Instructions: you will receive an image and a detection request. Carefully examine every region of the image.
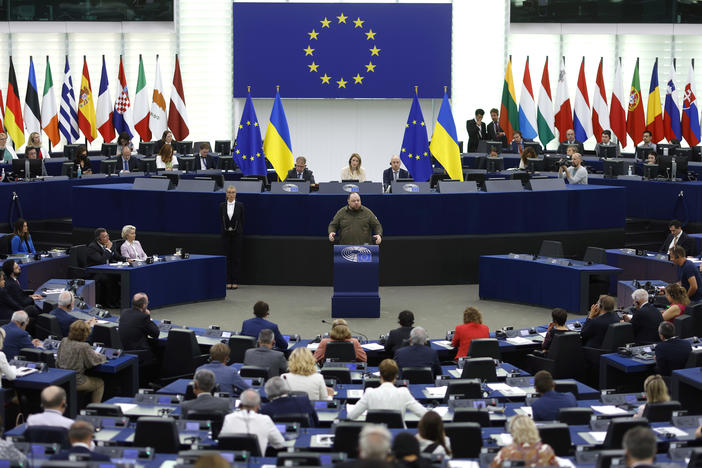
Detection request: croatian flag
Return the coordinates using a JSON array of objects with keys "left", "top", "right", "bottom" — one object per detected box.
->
[{"left": 112, "top": 56, "right": 133, "bottom": 139}]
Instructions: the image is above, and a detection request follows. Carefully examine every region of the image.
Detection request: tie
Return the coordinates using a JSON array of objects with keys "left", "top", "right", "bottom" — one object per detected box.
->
[
  {"left": 124, "top": 160, "right": 128, "bottom": 171},
  {"left": 393, "top": 171, "right": 398, "bottom": 181},
  {"left": 519, "top": 143, "right": 523, "bottom": 153},
  {"left": 299, "top": 172, "right": 303, "bottom": 179}
]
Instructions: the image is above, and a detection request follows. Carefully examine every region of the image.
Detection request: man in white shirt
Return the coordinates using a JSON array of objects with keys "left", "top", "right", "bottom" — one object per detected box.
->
[
  {"left": 346, "top": 359, "right": 426, "bottom": 426},
  {"left": 558, "top": 153, "right": 588, "bottom": 185},
  {"left": 26, "top": 386, "right": 74, "bottom": 429},
  {"left": 220, "top": 388, "right": 286, "bottom": 456}
]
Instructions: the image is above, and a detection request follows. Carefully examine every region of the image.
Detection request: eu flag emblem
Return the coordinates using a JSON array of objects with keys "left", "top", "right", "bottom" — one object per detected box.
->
[
  {"left": 233, "top": 91, "right": 266, "bottom": 176},
  {"left": 400, "top": 91, "right": 433, "bottom": 182}
]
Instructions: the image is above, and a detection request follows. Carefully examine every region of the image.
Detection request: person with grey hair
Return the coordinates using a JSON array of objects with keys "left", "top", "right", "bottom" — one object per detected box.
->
[
  {"left": 360, "top": 424, "right": 392, "bottom": 460},
  {"left": 622, "top": 426, "right": 656, "bottom": 468},
  {"left": 120, "top": 225, "right": 148, "bottom": 261},
  {"left": 622, "top": 289, "right": 663, "bottom": 345},
  {"left": 0, "top": 328, "right": 16, "bottom": 385},
  {"left": 26, "top": 386, "right": 74, "bottom": 429},
  {"left": 1, "top": 310, "right": 42, "bottom": 362},
  {"left": 50, "top": 420, "right": 110, "bottom": 461},
  {"left": 260, "top": 376, "right": 319, "bottom": 426},
  {"left": 180, "top": 368, "right": 232, "bottom": 418},
  {"left": 393, "top": 326, "right": 442, "bottom": 377},
  {"left": 655, "top": 321, "right": 692, "bottom": 376},
  {"left": 50, "top": 291, "right": 97, "bottom": 337},
  {"left": 220, "top": 388, "right": 286, "bottom": 455},
  {"left": 243, "top": 328, "right": 288, "bottom": 378}
]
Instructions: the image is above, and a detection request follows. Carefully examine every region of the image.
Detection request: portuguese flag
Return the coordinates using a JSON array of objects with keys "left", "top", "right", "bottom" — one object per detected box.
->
[
  {"left": 499, "top": 57, "right": 519, "bottom": 143},
  {"left": 626, "top": 58, "right": 645, "bottom": 146}
]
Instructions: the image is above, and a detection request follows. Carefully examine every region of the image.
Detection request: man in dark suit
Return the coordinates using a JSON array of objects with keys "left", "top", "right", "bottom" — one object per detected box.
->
[
  {"left": 622, "top": 426, "right": 657, "bottom": 468},
  {"left": 50, "top": 421, "right": 110, "bottom": 461},
  {"left": 624, "top": 289, "right": 663, "bottom": 345},
  {"left": 241, "top": 301, "right": 287, "bottom": 351},
  {"left": 659, "top": 219, "right": 694, "bottom": 256},
  {"left": 197, "top": 142, "right": 215, "bottom": 170},
  {"left": 260, "top": 376, "right": 318, "bottom": 426},
  {"left": 50, "top": 291, "right": 97, "bottom": 337},
  {"left": 382, "top": 155, "right": 410, "bottom": 189},
  {"left": 220, "top": 185, "right": 245, "bottom": 289},
  {"left": 117, "top": 144, "right": 137, "bottom": 172},
  {"left": 119, "top": 293, "right": 159, "bottom": 365},
  {"left": 86, "top": 228, "right": 129, "bottom": 308},
  {"left": 486, "top": 108, "right": 508, "bottom": 148},
  {"left": 384, "top": 310, "right": 414, "bottom": 354},
  {"left": 466, "top": 108, "right": 487, "bottom": 152},
  {"left": 1, "top": 259, "right": 42, "bottom": 320},
  {"left": 655, "top": 321, "right": 692, "bottom": 376},
  {"left": 243, "top": 329, "right": 288, "bottom": 378},
  {"left": 2, "top": 311, "right": 41, "bottom": 360},
  {"left": 286, "top": 156, "right": 315, "bottom": 183},
  {"left": 509, "top": 131, "right": 526, "bottom": 154},
  {"left": 530, "top": 370, "right": 576, "bottom": 421},
  {"left": 180, "top": 369, "right": 232, "bottom": 418},
  {"left": 0, "top": 272, "right": 23, "bottom": 321},
  {"left": 580, "top": 295, "right": 619, "bottom": 348},
  {"left": 558, "top": 128, "right": 585, "bottom": 154},
  {"left": 393, "top": 327, "right": 441, "bottom": 378}
]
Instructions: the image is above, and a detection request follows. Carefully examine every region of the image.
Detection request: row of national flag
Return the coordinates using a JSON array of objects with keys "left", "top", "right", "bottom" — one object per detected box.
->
[
  {"left": 2, "top": 54, "right": 190, "bottom": 151},
  {"left": 499, "top": 56, "right": 702, "bottom": 148}
]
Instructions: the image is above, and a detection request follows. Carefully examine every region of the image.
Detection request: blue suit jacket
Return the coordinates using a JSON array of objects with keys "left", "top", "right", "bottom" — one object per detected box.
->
[
  {"left": 260, "top": 394, "right": 319, "bottom": 427},
  {"left": 196, "top": 361, "right": 250, "bottom": 396},
  {"left": 50, "top": 445, "right": 110, "bottom": 461},
  {"left": 11, "top": 234, "right": 35, "bottom": 254},
  {"left": 394, "top": 344, "right": 442, "bottom": 377},
  {"left": 382, "top": 168, "right": 410, "bottom": 186},
  {"left": 1, "top": 322, "right": 35, "bottom": 360},
  {"left": 531, "top": 390, "right": 577, "bottom": 421},
  {"left": 241, "top": 317, "right": 287, "bottom": 350},
  {"left": 655, "top": 338, "right": 692, "bottom": 376},
  {"left": 50, "top": 307, "right": 78, "bottom": 338}
]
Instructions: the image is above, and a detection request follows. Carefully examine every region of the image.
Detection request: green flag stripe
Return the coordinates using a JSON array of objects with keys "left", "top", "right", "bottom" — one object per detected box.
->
[
  {"left": 136, "top": 57, "right": 146, "bottom": 93},
  {"left": 43, "top": 61, "right": 53, "bottom": 95}
]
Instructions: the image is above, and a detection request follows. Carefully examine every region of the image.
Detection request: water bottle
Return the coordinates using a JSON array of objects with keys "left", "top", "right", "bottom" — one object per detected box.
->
[
  {"left": 671, "top": 158, "right": 677, "bottom": 180},
  {"left": 627, "top": 165, "right": 632, "bottom": 176},
  {"left": 1, "top": 167, "right": 4, "bottom": 182},
  {"left": 77, "top": 165, "right": 82, "bottom": 179}
]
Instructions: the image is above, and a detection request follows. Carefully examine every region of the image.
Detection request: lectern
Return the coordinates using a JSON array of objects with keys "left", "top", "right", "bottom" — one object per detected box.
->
[{"left": 332, "top": 245, "right": 380, "bottom": 318}]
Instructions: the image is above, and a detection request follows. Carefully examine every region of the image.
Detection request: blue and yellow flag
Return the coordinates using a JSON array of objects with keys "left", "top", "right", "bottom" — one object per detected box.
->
[
  {"left": 400, "top": 91, "right": 432, "bottom": 182},
  {"left": 263, "top": 90, "right": 294, "bottom": 180},
  {"left": 233, "top": 91, "right": 266, "bottom": 176},
  {"left": 429, "top": 91, "right": 462, "bottom": 181}
]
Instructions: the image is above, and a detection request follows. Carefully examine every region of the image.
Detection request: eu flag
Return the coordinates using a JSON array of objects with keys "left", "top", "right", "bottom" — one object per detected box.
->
[
  {"left": 233, "top": 92, "right": 267, "bottom": 176},
  {"left": 400, "top": 92, "right": 432, "bottom": 182},
  {"left": 233, "top": 2, "right": 451, "bottom": 98}
]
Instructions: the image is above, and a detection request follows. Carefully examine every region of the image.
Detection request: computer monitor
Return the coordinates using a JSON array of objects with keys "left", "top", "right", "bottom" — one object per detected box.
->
[
  {"left": 430, "top": 173, "right": 452, "bottom": 188},
  {"left": 138, "top": 141, "right": 156, "bottom": 156},
  {"left": 138, "top": 157, "right": 157, "bottom": 174},
  {"left": 100, "top": 159, "right": 118, "bottom": 175},
  {"left": 178, "top": 156, "right": 197, "bottom": 172},
  {"left": 523, "top": 141, "right": 542, "bottom": 154},
  {"left": 464, "top": 171, "right": 486, "bottom": 189},
  {"left": 634, "top": 146, "right": 654, "bottom": 161},
  {"left": 196, "top": 174, "right": 224, "bottom": 189},
  {"left": 602, "top": 159, "right": 625, "bottom": 178},
  {"left": 101, "top": 143, "right": 118, "bottom": 156},
  {"left": 62, "top": 144, "right": 81, "bottom": 161},
  {"left": 485, "top": 157, "right": 504, "bottom": 172},
  {"left": 642, "top": 163, "right": 659, "bottom": 180},
  {"left": 217, "top": 156, "right": 238, "bottom": 171},
  {"left": 61, "top": 161, "right": 74, "bottom": 178},
  {"left": 214, "top": 140, "right": 231, "bottom": 155},
  {"left": 658, "top": 153, "right": 688, "bottom": 179},
  {"left": 242, "top": 174, "right": 268, "bottom": 190},
  {"left": 656, "top": 143, "right": 678, "bottom": 156},
  {"left": 510, "top": 171, "right": 530, "bottom": 187},
  {"left": 172, "top": 141, "right": 192, "bottom": 155},
  {"left": 484, "top": 140, "right": 503, "bottom": 155},
  {"left": 594, "top": 449, "right": 627, "bottom": 468},
  {"left": 598, "top": 145, "right": 617, "bottom": 159},
  {"left": 674, "top": 147, "right": 692, "bottom": 164},
  {"left": 544, "top": 154, "right": 564, "bottom": 171},
  {"left": 12, "top": 159, "right": 43, "bottom": 178},
  {"left": 526, "top": 158, "right": 544, "bottom": 172}
]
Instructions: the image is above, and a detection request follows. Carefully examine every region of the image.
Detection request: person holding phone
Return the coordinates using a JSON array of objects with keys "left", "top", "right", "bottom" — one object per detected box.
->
[{"left": 580, "top": 295, "right": 619, "bottom": 348}]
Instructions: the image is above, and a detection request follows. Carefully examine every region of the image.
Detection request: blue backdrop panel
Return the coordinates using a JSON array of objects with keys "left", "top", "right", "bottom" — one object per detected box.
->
[
  {"left": 332, "top": 245, "right": 380, "bottom": 318},
  {"left": 233, "top": 2, "right": 451, "bottom": 98}
]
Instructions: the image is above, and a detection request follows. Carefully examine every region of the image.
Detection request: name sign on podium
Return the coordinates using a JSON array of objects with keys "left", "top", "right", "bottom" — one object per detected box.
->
[{"left": 332, "top": 245, "right": 380, "bottom": 318}]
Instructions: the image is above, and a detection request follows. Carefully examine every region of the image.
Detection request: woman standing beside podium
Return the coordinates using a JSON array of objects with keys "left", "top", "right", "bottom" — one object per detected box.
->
[{"left": 220, "top": 185, "right": 245, "bottom": 290}]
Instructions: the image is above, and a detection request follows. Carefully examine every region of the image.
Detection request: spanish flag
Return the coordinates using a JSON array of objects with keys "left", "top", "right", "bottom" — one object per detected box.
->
[
  {"left": 429, "top": 90, "right": 462, "bottom": 181},
  {"left": 5, "top": 57, "right": 24, "bottom": 148},
  {"left": 77, "top": 56, "right": 97, "bottom": 143},
  {"left": 263, "top": 89, "right": 294, "bottom": 181}
]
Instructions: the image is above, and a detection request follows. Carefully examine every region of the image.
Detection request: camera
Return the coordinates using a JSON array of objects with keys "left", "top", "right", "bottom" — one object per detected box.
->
[{"left": 558, "top": 158, "right": 572, "bottom": 168}]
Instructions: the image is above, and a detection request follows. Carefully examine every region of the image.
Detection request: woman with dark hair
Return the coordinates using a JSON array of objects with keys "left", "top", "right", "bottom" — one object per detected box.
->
[
  {"left": 56, "top": 320, "right": 106, "bottom": 403},
  {"left": 1, "top": 259, "right": 42, "bottom": 319},
  {"left": 451, "top": 306, "right": 489, "bottom": 359},
  {"left": 416, "top": 410, "right": 452, "bottom": 457},
  {"left": 385, "top": 310, "right": 415, "bottom": 354},
  {"left": 393, "top": 432, "right": 434, "bottom": 468},
  {"left": 542, "top": 308, "right": 569, "bottom": 353},
  {"left": 73, "top": 146, "right": 92, "bottom": 175},
  {"left": 116, "top": 131, "right": 133, "bottom": 155},
  {"left": 662, "top": 283, "right": 689, "bottom": 322},
  {"left": 10, "top": 218, "right": 36, "bottom": 254},
  {"left": 519, "top": 146, "right": 537, "bottom": 170},
  {"left": 156, "top": 143, "right": 178, "bottom": 170},
  {"left": 153, "top": 130, "right": 174, "bottom": 155},
  {"left": 0, "top": 271, "right": 23, "bottom": 321}
]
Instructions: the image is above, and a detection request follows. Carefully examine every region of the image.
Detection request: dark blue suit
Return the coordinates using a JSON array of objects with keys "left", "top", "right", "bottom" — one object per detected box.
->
[
  {"left": 580, "top": 312, "right": 619, "bottom": 349},
  {"left": 630, "top": 303, "right": 663, "bottom": 345},
  {"left": 0, "top": 288, "right": 22, "bottom": 321},
  {"left": 196, "top": 361, "right": 250, "bottom": 396},
  {"left": 1, "top": 321, "right": 35, "bottom": 360},
  {"left": 260, "top": 394, "right": 318, "bottom": 427},
  {"left": 50, "top": 307, "right": 78, "bottom": 337},
  {"left": 241, "top": 317, "right": 287, "bottom": 350},
  {"left": 530, "top": 390, "right": 577, "bottom": 421},
  {"left": 655, "top": 337, "right": 692, "bottom": 376},
  {"left": 382, "top": 168, "right": 409, "bottom": 186},
  {"left": 50, "top": 445, "right": 110, "bottom": 461},
  {"left": 394, "top": 344, "right": 442, "bottom": 377}
]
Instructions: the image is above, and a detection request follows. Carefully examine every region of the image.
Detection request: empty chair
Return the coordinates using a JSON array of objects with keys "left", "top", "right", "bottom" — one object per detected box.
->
[
  {"left": 460, "top": 357, "right": 498, "bottom": 382},
  {"left": 91, "top": 323, "right": 122, "bottom": 348},
  {"left": 272, "top": 413, "right": 311, "bottom": 428},
  {"left": 468, "top": 338, "right": 501, "bottom": 359},
  {"left": 324, "top": 341, "right": 356, "bottom": 361},
  {"left": 134, "top": 417, "right": 180, "bottom": 453},
  {"left": 538, "top": 240, "right": 564, "bottom": 258},
  {"left": 68, "top": 245, "right": 89, "bottom": 279},
  {"left": 321, "top": 367, "right": 351, "bottom": 385},
  {"left": 366, "top": 409, "right": 404, "bottom": 428},
  {"left": 84, "top": 403, "right": 124, "bottom": 417},
  {"left": 160, "top": 329, "right": 209, "bottom": 382},
  {"left": 452, "top": 407, "right": 490, "bottom": 426},
  {"left": 553, "top": 380, "right": 578, "bottom": 397},
  {"left": 34, "top": 313, "right": 63, "bottom": 339},
  {"left": 187, "top": 410, "right": 225, "bottom": 438},
  {"left": 642, "top": 401, "right": 681, "bottom": 422},
  {"left": 526, "top": 332, "right": 585, "bottom": 380},
  {"left": 686, "top": 349, "right": 702, "bottom": 368},
  {"left": 538, "top": 423, "right": 572, "bottom": 456},
  {"left": 332, "top": 422, "right": 365, "bottom": 458},
  {"left": 600, "top": 323, "right": 635, "bottom": 352},
  {"left": 228, "top": 335, "right": 256, "bottom": 363},
  {"left": 687, "top": 302, "right": 702, "bottom": 337},
  {"left": 239, "top": 365, "right": 269, "bottom": 380},
  {"left": 23, "top": 425, "right": 69, "bottom": 448},
  {"left": 276, "top": 452, "right": 321, "bottom": 466},
  {"left": 602, "top": 417, "right": 649, "bottom": 449},
  {"left": 443, "top": 422, "right": 482, "bottom": 458},
  {"left": 558, "top": 407, "right": 592, "bottom": 425},
  {"left": 583, "top": 246, "right": 607, "bottom": 264},
  {"left": 218, "top": 433, "right": 261, "bottom": 456},
  {"left": 401, "top": 367, "right": 434, "bottom": 384},
  {"left": 445, "top": 379, "right": 482, "bottom": 401},
  {"left": 675, "top": 314, "right": 694, "bottom": 338}
]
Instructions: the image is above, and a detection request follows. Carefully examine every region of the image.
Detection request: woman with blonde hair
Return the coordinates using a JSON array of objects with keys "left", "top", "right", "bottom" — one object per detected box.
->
[
  {"left": 340, "top": 153, "right": 366, "bottom": 182},
  {"left": 26, "top": 132, "right": 48, "bottom": 159},
  {"left": 282, "top": 348, "right": 332, "bottom": 400},
  {"left": 156, "top": 143, "right": 179, "bottom": 170},
  {"left": 313, "top": 320, "right": 367, "bottom": 363},
  {"left": 635, "top": 374, "right": 670, "bottom": 418},
  {"left": 662, "top": 283, "right": 689, "bottom": 322},
  {"left": 120, "top": 225, "right": 148, "bottom": 261},
  {"left": 490, "top": 414, "right": 558, "bottom": 467}
]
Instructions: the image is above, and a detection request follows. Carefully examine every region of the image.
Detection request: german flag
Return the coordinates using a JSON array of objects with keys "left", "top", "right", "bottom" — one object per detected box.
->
[{"left": 5, "top": 57, "right": 24, "bottom": 148}]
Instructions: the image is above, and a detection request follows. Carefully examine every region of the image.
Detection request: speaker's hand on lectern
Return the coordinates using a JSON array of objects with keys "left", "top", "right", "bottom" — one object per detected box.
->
[
  {"left": 374, "top": 235, "right": 382, "bottom": 245},
  {"left": 328, "top": 232, "right": 336, "bottom": 242}
]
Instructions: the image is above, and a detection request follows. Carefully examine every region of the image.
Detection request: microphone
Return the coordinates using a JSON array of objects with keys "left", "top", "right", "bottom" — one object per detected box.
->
[{"left": 321, "top": 319, "right": 369, "bottom": 343}]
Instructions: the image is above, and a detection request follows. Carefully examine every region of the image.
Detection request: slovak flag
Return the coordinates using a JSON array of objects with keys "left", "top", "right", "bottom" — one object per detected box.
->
[{"left": 681, "top": 61, "right": 700, "bottom": 147}]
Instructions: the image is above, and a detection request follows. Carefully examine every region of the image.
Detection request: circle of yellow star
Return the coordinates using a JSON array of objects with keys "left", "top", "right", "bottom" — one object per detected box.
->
[
  {"left": 320, "top": 73, "right": 331, "bottom": 84},
  {"left": 369, "top": 45, "right": 381, "bottom": 56},
  {"left": 308, "top": 29, "right": 319, "bottom": 40},
  {"left": 365, "top": 29, "right": 376, "bottom": 40},
  {"left": 353, "top": 74, "right": 364, "bottom": 84},
  {"left": 308, "top": 62, "right": 319, "bottom": 72},
  {"left": 246, "top": 121, "right": 251, "bottom": 125},
  {"left": 238, "top": 124, "right": 243, "bottom": 129},
  {"left": 254, "top": 122, "right": 258, "bottom": 127},
  {"left": 365, "top": 61, "right": 376, "bottom": 72},
  {"left": 337, "top": 13, "right": 347, "bottom": 23},
  {"left": 303, "top": 45, "right": 315, "bottom": 56},
  {"left": 336, "top": 77, "right": 348, "bottom": 88},
  {"left": 320, "top": 17, "right": 331, "bottom": 28},
  {"left": 353, "top": 17, "right": 364, "bottom": 28}
]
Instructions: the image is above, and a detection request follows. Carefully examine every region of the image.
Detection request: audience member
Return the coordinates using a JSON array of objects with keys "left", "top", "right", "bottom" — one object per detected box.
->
[
  {"left": 26, "top": 132, "right": 47, "bottom": 159},
  {"left": 340, "top": 153, "right": 367, "bottom": 181},
  {"left": 0, "top": 271, "right": 23, "bottom": 320},
  {"left": 260, "top": 376, "right": 318, "bottom": 426},
  {"left": 660, "top": 219, "right": 694, "bottom": 255},
  {"left": 392, "top": 432, "right": 433, "bottom": 468},
  {"left": 50, "top": 291, "right": 97, "bottom": 337},
  {"left": 530, "top": 370, "right": 576, "bottom": 421},
  {"left": 282, "top": 347, "right": 332, "bottom": 401},
  {"left": 337, "top": 424, "right": 394, "bottom": 468},
  {"left": 240, "top": 301, "right": 288, "bottom": 351},
  {"left": 197, "top": 142, "right": 215, "bottom": 170},
  {"left": 394, "top": 327, "right": 442, "bottom": 378},
  {"left": 655, "top": 321, "right": 692, "bottom": 376},
  {"left": 519, "top": 146, "right": 537, "bottom": 169},
  {"left": 645, "top": 152, "right": 657, "bottom": 165},
  {"left": 73, "top": 146, "right": 92, "bottom": 175},
  {"left": 385, "top": 310, "right": 415, "bottom": 354},
  {"left": 23, "top": 147, "right": 48, "bottom": 175},
  {"left": 510, "top": 130, "right": 524, "bottom": 154},
  {"left": 120, "top": 225, "right": 148, "bottom": 261},
  {"left": 624, "top": 289, "right": 663, "bottom": 344},
  {"left": 558, "top": 153, "right": 588, "bottom": 184},
  {"left": 50, "top": 420, "right": 110, "bottom": 461},
  {"left": 156, "top": 143, "right": 179, "bottom": 170},
  {"left": 489, "top": 414, "right": 558, "bottom": 467},
  {"left": 541, "top": 308, "right": 569, "bottom": 353},
  {"left": 194, "top": 454, "right": 231, "bottom": 468},
  {"left": 635, "top": 374, "right": 670, "bottom": 418},
  {"left": 486, "top": 108, "right": 508, "bottom": 147},
  {"left": 594, "top": 129, "right": 621, "bottom": 158},
  {"left": 2, "top": 259, "right": 42, "bottom": 319},
  {"left": 286, "top": 156, "right": 316, "bottom": 183},
  {"left": 220, "top": 388, "right": 286, "bottom": 455},
  {"left": 580, "top": 295, "right": 619, "bottom": 348},
  {"left": 466, "top": 108, "right": 487, "bottom": 153},
  {"left": 221, "top": 184, "right": 244, "bottom": 290},
  {"left": 314, "top": 320, "right": 367, "bottom": 363},
  {"left": 1, "top": 311, "right": 41, "bottom": 360},
  {"left": 347, "top": 359, "right": 426, "bottom": 425},
  {"left": 117, "top": 144, "right": 137, "bottom": 172},
  {"left": 662, "top": 283, "right": 689, "bottom": 322},
  {"left": 559, "top": 128, "right": 584, "bottom": 154},
  {"left": 115, "top": 131, "right": 132, "bottom": 155},
  {"left": 0, "top": 328, "right": 15, "bottom": 384},
  {"left": 26, "top": 386, "right": 74, "bottom": 429},
  {"left": 118, "top": 293, "right": 160, "bottom": 367},
  {"left": 86, "top": 228, "right": 129, "bottom": 308},
  {"left": 382, "top": 155, "right": 409, "bottom": 189},
  {"left": 416, "top": 410, "right": 452, "bottom": 457},
  {"left": 670, "top": 246, "right": 702, "bottom": 302},
  {"left": 10, "top": 218, "right": 36, "bottom": 254},
  {"left": 180, "top": 369, "right": 232, "bottom": 418},
  {"left": 243, "top": 329, "right": 288, "bottom": 378},
  {"left": 56, "top": 320, "right": 107, "bottom": 403},
  {"left": 637, "top": 130, "right": 657, "bottom": 154},
  {"left": 0, "top": 133, "right": 17, "bottom": 163},
  {"left": 153, "top": 130, "right": 174, "bottom": 155},
  {"left": 451, "top": 306, "right": 489, "bottom": 360},
  {"left": 622, "top": 426, "right": 657, "bottom": 468},
  {"left": 0, "top": 435, "right": 26, "bottom": 464},
  {"left": 196, "top": 343, "right": 250, "bottom": 396}
]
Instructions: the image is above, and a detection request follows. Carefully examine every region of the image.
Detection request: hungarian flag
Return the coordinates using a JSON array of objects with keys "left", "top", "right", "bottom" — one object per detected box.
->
[
  {"left": 554, "top": 57, "right": 573, "bottom": 141},
  {"left": 149, "top": 56, "right": 167, "bottom": 140},
  {"left": 133, "top": 55, "right": 151, "bottom": 141},
  {"left": 681, "top": 60, "right": 700, "bottom": 147},
  {"left": 113, "top": 56, "right": 133, "bottom": 139},
  {"left": 168, "top": 54, "right": 189, "bottom": 140},
  {"left": 77, "top": 56, "right": 97, "bottom": 143},
  {"left": 40, "top": 56, "right": 60, "bottom": 147},
  {"left": 5, "top": 57, "right": 25, "bottom": 148},
  {"left": 645, "top": 58, "right": 664, "bottom": 143},
  {"left": 536, "top": 57, "right": 555, "bottom": 145},
  {"left": 626, "top": 58, "right": 645, "bottom": 146},
  {"left": 24, "top": 57, "right": 41, "bottom": 135},
  {"left": 573, "top": 57, "right": 592, "bottom": 143},
  {"left": 664, "top": 60, "right": 681, "bottom": 142},
  {"left": 610, "top": 58, "right": 627, "bottom": 148},
  {"left": 96, "top": 55, "right": 115, "bottom": 142},
  {"left": 591, "top": 58, "right": 609, "bottom": 139},
  {"left": 498, "top": 57, "right": 519, "bottom": 143}
]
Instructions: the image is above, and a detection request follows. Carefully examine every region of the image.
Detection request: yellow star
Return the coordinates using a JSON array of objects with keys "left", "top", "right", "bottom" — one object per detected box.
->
[
  {"left": 423, "top": 152, "right": 428, "bottom": 156},
  {"left": 412, "top": 120, "right": 417, "bottom": 124},
  {"left": 353, "top": 17, "right": 364, "bottom": 28},
  {"left": 408, "top": 153, "right": 413, "bottom": 158},
  {"left": 353, "top": 74, "right": 364, "bottom": 84},
  {"left": 365, "top": 61, "right": 376, "bottom": 72},
  {"left": 336, "top": 77, "right": 348, "bottom": 88},
  {"left": 365, "top": 29, "right": 376, "bottom": 40},
  {"left": 246, "top": 121, "right": 251, "bottom": 125},
  {"left": 401, "top": 148, "right": 406, "bottom": 152},
  {"left": 238, "top": 124, "right": 243, "bottom": 129},
  {"left": 303, "top": 45, "right": 315, "bottom": 56},
  {"left": 254, "top": 122, "right": 258, "bottom": 127},
  {"left": 369, "top": 45, "right": 381, "bottom": 56},
  {"left": 256, "top": 152, "right": 261, "bottom": 157},
  {"left": 420, "top": 121, "right": 425, "bottom": 126},
  {"left": 320, "top": 17, "right": 331, "bottom": 28},
  {"left": 406, "top": 123, "right": 409, "bottom": 127},
  {"left": 242, "top": 155, "right": 247, "bottom": 160},
  {"left": 235, "top": 149, "right": 240, "bottom": 154},
  {"left": 337, "top": 13, "right": 347, "bottom": 23},
  {"left": 308, "top": 29, "right": 319, "bottom": 40},
  {"left": 415, "top": 155, "right": 420, "bottom": 160},
  {"left": 320, "top": 73, "right": 331, "bottom": 84},
  {"left": 308, "top": 62, "right": 319, "bottom": 72}
]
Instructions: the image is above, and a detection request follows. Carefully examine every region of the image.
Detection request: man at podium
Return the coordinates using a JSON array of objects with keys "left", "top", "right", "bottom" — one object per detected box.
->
[{"left": 328, "top": 193, "right": 383, "bottom": 245}]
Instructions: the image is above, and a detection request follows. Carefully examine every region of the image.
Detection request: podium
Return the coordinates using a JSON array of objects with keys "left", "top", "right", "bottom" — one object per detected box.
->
[{"left": 332, "top": 245, "right": 380, "bottom": 318}]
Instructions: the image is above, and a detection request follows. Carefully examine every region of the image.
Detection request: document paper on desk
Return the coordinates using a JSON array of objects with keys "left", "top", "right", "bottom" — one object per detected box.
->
[
  {"left": 487, "top": 383, "right": 526, "bottom": 396},
  {"left": 592, "top": 405, "right": 629, "bottom": 415},
  {"left": 424, "top": 386, "right": 448, "bottom": 398},
  {"left": 653, "top": 426, "right": 690, "bottom": 437},
  {"left": 448, "top": 369, "right": 461, "bottom": 378},
  {"left": 447, "top": 462, "right": 479, "bottom": 468},
  {"left": 433, "top": 340, "right": 454, "bottom": 349},
  {"left": 306, "top": 343, "right": 320, "bottom": 351},
  {"left": 506, "top": 337, "right": 535, "bottom": 345},
  {"left": 361, "top": 343, "right": 385, "bottom": 351},
  {"left": 11, "top": 366, "right": 38, "bottom": 377}
]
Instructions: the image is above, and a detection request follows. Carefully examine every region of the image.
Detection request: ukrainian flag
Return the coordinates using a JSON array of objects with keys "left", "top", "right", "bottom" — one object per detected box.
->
[
  {"left": 429, "top": 91, "right": 462, "bottom": 181},
  {"left": 263, "top": 90, "right": 294, "bottom": 181}
]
